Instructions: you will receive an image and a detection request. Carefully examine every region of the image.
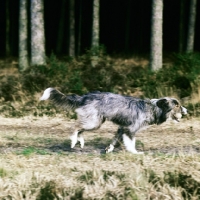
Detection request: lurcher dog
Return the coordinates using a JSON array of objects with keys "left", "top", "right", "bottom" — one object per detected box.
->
[{"left": 40, "top": 88, "right": 187, "bottom": 154}]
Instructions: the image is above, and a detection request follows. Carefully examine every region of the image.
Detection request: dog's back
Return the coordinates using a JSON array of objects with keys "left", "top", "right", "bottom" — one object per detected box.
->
[{"left": 40, "top": 88, "right": 157, "bottom": 127}]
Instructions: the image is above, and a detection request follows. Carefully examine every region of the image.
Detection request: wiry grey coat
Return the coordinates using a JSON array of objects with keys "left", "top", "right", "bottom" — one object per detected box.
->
[{"left": 40, "top": 88, "right": 187, "bottom": 154}]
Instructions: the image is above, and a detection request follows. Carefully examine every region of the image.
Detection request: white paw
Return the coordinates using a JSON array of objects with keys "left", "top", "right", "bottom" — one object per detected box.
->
[
  {"left": 78, "top": 137, "right": 84, "bottom": 148},
  {"left": 70, "top": 135, "right": 78, "bottom": 148},
  {"left": 71, "top": 141, "right": 77, "bottom": 148},
  {"left": 105, "top": 144, "right": 114, "bottom": 153}
]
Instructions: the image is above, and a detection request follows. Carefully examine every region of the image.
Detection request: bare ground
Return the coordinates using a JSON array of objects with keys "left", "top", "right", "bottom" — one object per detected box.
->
[{"left": 0, "top": 115, "right": 199, "bottom": 156}]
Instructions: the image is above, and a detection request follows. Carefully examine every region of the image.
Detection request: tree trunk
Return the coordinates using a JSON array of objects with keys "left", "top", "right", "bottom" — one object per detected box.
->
[
  {"left": 6, "top": 0, "right": 10, "bottom": 57},
  {"left": 77, "top": 0, "right": 82, "bottom": 56},
  {"left": 150, "top": 0, "right": 163, "bottom": 71},
  {"left": 186, "top": 0, "right": 197, "bottom": 53},
  {"left": 69, "top": 0, "right": 75, "bottom": 57},
  {"left": 125, "top": 0, "right": 131, "bottom": 53},
  {"left": 56, "top": 0, "right": 66, "bottom": 54},
  {"left": 19, "top": 0, "right": 29, "bottom": 71},
  {"left": 91, "top": 0, "right": 100, "bottom": 67},
  {"left": 30, "top": 0, "right": 46, "bottom": 66},
  {"left": 92, "top": 0, "right": 100, "bottom": 50},
  {"left": 179, "top": 0, "right": 186, "bottom": 53}
]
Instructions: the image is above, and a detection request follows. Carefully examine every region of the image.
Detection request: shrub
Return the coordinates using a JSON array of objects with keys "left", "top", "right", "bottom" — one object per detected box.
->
[{"left": 1, "top": 51, "right": 200, "bottom": 116}]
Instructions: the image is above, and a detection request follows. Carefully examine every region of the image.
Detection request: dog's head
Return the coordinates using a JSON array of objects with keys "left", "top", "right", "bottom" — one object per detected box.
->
[{"left": 151, "top": 97, "right": 187, "bottom": 123}]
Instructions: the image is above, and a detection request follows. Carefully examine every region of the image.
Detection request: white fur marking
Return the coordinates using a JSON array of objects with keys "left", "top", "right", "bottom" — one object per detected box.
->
[
  {"left": 105, "top": 144, "right": 114, "bottom": 153},
  {"left": 40, "top": 88, "right": 53, "bottom": 101},
  {"left": 150, "top": 99, "right": 158, "bottom": 105},
  {"left": 175, "top": 113, "right": 182, "bottom": 119},
  {"left": 123, "top": 134, "right": 144, "bottom": 154},
  {"left": 123, "top": 134, "right": 137, "bottom": 153},
  {"left": 181, "top": 106, "right": 187, "bottom": 115},
  {"left": 78, "top": 136, "right": 84, "bottom": 148},
  {"left": 70, "top": 131, "right": 78, "bottom": 148}
]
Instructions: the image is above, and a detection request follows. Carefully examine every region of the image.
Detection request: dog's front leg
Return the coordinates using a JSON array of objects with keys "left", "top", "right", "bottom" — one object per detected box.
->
[
  {"left": 105, "top": 135, "right": 119, "bottom": 153},
  {"left": 105, "top": 127, "right": 123, "bottom": 153},
  {"left": 123, "top": 134, "right": 137, "bottom": 153},
  {"left": 123, "top": 134, "right": 144, "bottom": 154}
]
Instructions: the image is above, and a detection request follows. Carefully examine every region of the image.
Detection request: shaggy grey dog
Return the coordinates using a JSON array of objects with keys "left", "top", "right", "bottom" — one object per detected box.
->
[{"left": 40, "top": 88, "right": 187, "bottom": 154}]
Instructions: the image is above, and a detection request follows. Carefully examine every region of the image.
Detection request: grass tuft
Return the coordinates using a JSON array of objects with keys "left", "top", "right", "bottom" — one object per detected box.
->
[{"left": 0, "top": 167, "right": 8, "bottom": 178}]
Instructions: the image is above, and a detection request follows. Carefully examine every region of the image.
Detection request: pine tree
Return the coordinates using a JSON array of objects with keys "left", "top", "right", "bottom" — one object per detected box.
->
[
  {"left": 56, "top": 0, "right": 66, "bottom": 54},
  {"left": 6, "top": 0, "right": 10, "bottom": 57},
  {"left": 150, "top": 0, "right": 163, "bottom": 71},
  {"left": 186, "top": 0, "right": 197, "bottom": 53},
  {"left": 77, "top": 0, "right": 82, "bottom": 56},
  {"left": 69, "top": 0, "right": 75, "bottom": 57},
  {"left": 19, "top": 0, "right": 29, "bottom": 71},
  {"left": 30, "top": 0, "right": 46, "bottom": 66},
  {"left": 179, "top": 0, "right": 186, "bottom": 53},
  {"left": 91, "top": 0, "right": 100, "bottom": 67}
]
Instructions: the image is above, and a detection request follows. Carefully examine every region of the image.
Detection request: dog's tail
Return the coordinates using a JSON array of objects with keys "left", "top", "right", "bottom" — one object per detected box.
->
[{"left": 40, "top": 88, "right": 81, "bottom": 110}]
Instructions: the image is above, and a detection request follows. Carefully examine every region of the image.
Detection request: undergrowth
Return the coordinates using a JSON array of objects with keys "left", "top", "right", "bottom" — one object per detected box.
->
[
  {"left": 147, "top": 169, "right": 200, "bottom": 199},
  {"left": 0, "top": 51, "right": 200, "bottom": 117}
]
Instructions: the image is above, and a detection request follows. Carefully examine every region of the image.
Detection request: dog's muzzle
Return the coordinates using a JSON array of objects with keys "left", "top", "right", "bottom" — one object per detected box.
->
[
  {"left": 172, "top": 113, "right": 182, "bottom": 122},
  {"left": 172, "top": 106, "right": 187, "bottom": 122}
]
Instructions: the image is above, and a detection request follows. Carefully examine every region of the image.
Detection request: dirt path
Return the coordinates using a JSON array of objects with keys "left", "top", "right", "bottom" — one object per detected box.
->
[{"left": 0, "top": 115, "right": 199, "bottom": 155}]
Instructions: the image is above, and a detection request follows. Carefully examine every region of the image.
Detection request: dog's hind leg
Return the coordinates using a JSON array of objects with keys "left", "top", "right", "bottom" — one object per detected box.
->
[
  {"left": 70, "top": 110, "right": 105, "bottom": 149},
  {"left": 70, "top": 123, "right": 85, "bottom": 148},
  {"left": 70, "top": 128, "right": 85, "bottom": 149},
  {"left": 77, "top": 132, "right": 84, "bottom": 148},
  {"left": 70, "top": 129, "right": 79, "bottom": 148}
]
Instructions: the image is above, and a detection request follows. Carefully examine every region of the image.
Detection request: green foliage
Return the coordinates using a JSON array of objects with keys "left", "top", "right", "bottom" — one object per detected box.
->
[
  {"left": 69, "top": 188, "right": 85, "bottom": 200},
  {"left": 164, "top": 170, "right": 200, "bottom": 199},
  {"left": 77, "top": 169, "right": 139, "bottom": 199},
  {"left": 0, "top": 75, "right": 23, "bottom": 101},
  {"left": 1, "top": 51, "right": 200, "bottom": 117},
  {"left": 0, "top": 103, "right": 24, "bottom": 118},
  {"left": 105, "top": 186, "right": 138, "bottom": 200},
  {"left": 127, "top": 53, "right": 200, "bottom": 98},
  {"left": 35, "top": 180, "right": 86, "bottom": 200},
  {"left": 146, "top": 169, "right": 161, "bottom": 185},
  {"left": 146, "top": 169, "right": 200, "bottom": 199},
  {"left": 18, "top": 147, "right": 49, "bottom": 156},
  {"left": 0, "top": 167, "right": 8, "bottom": 178},
  {"left": 186, "top": 102, "right": 200, "bottom": 116},
  {"left": 78, "top": 170, "right": 95, "bottom": 185},
  {"left": 78, "top": 170, "right": 126, "bottom": 185},
  {"left": 136, "top": 140, "right": 144, "bottom": 151},
  {"left": 36, "top": 181, "right": 58, "bottom": 200},
  {"left": 78, "top": 47, "right": 124, "bottom": 92}
]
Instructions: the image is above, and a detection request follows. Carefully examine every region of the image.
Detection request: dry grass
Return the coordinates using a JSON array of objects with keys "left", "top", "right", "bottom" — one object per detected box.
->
[{"left": 0, "top": 115, "right": 200, "bottom": 199}]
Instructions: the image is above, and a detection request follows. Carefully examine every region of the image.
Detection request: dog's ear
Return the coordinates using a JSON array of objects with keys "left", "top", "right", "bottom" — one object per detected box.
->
[
  {"left": 171, "top": 99, "right": 179, "bottom": 106},
  {"left": 156, "top": 98, "right": 169, "bottom": 109}
]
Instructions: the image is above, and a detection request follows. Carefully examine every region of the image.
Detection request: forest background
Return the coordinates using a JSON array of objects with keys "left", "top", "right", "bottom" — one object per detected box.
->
[
  {"left": 0, "top": 0, "right": 200, "bottom": 56},
  {"left": 0, "top": 0, "right": 199, "bottom": 116}
]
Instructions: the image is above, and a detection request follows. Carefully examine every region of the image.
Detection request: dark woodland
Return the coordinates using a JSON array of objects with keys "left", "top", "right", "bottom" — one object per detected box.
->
[
  {"left": 0, "top": 0, "right": 200, "bottom": 57},
  {"left": 0, "top": 0, "right": 199, "bottom": 106}
]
